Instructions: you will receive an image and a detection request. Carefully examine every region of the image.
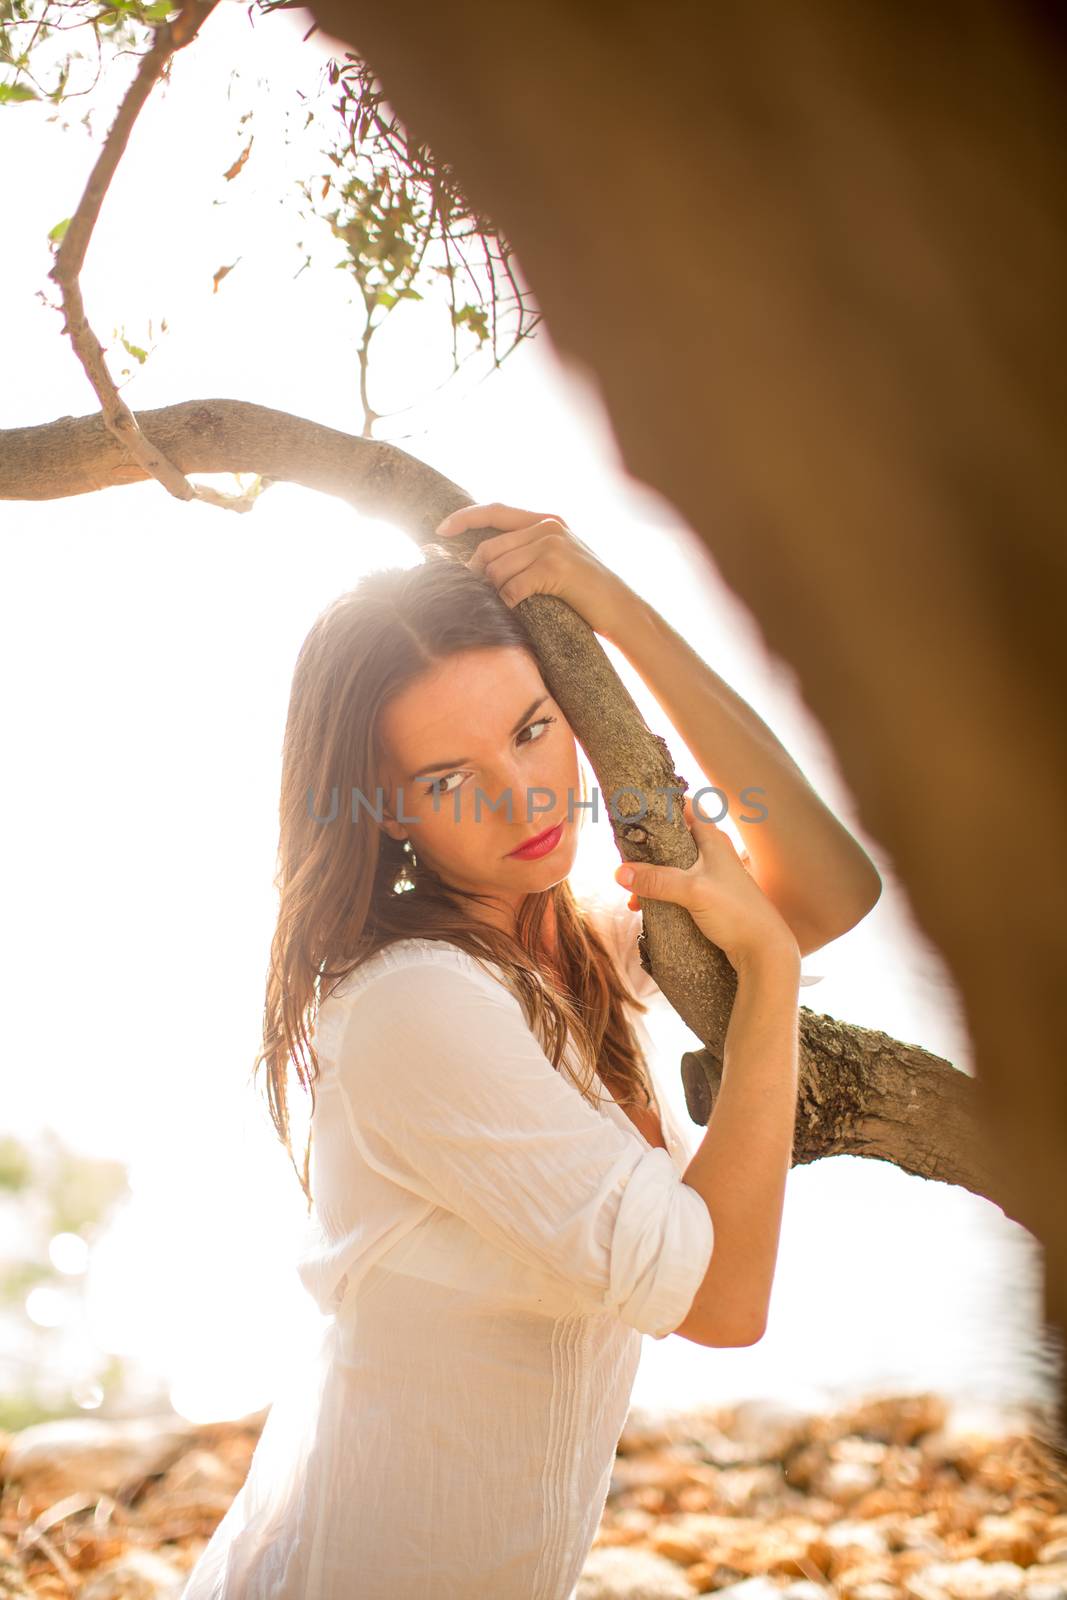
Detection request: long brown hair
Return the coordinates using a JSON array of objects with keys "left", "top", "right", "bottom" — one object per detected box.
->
[{"left": 254, "top": 553, "right": 653, "bottom": 1208}]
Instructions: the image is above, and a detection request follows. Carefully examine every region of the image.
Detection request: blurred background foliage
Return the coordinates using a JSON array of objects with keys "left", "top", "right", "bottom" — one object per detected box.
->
[{"left": 0, "top": 1129, "right": 131, "bottom": 1431}]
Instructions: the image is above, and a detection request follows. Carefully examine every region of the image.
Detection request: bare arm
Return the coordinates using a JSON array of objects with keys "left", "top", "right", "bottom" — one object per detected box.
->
[
  {"left": 672, "top": 942, "right": 801, "bottom": 1346},
  {"left": 601, "top": 589, "right": 882, "bottom": 955},
  {"left": 584, "top": 890, "right": 800, "bottom": 1347},
  {"left": 614, "top": 793, "right": 804, "bottom": 1349}
]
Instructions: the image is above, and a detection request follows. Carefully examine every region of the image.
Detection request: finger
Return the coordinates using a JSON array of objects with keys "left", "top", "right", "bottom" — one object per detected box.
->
[
  {"left": 614, "top": 860, "right": 692, "bottom": 907},
  {"left": 463, "top": 524, "right": 550, "bottom": 576},
  {"left": 436, "top": 503, "right": 564, "bottom": 537},
  {"left": 680, "top": 792, "right": 705, "bottom": 844}
]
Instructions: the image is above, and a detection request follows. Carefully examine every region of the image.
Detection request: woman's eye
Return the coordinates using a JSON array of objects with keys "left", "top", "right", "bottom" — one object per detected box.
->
[
  {"left": 421, "top": 716, "right": 556, "bottom": 797},
  {"left": 518, "top": 715, "right": 557, "bottom": 746},
  {"left": 423, "top": 771, "right": 465, "bottom": 798}
]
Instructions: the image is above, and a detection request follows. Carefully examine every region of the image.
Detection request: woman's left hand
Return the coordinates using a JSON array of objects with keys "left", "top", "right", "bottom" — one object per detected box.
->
[{"left": 434, "top": 502, "right": 634, "bottom": 640}]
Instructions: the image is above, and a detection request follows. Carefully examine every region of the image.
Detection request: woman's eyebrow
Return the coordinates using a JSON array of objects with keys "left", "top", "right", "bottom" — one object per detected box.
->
[{"left": 407, "top": 694, "right": 550, "bottom": 780}]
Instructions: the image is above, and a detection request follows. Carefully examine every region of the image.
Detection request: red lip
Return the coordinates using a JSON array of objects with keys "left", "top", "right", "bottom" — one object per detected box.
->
[{"left": 507, "top": 820, "right": 565, "bottom": 859}]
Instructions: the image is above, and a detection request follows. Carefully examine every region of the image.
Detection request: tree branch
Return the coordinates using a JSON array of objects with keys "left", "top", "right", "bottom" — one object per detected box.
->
[
  {"left": 0, "top": 400, "right": 469, "bottom": 512},
  {"left": 685, "top": 1013, "right": 1001, "bottom": 1204},
  {"left": 0, "top": 400, "right": 1007, "bottom": 1220},
  {"left": 45, "top": 0, "right": 260, "bottom": 512}
]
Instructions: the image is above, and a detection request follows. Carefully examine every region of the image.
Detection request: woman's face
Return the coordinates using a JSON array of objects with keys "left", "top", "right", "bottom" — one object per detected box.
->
[{"left": 376, "top": 646, "right": 581, "bottom": 916}]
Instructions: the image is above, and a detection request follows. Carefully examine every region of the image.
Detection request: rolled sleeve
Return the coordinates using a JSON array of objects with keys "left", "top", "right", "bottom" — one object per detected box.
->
[
  {"left": 610, "top": 1145, "right": 715, "bottom": 1339},
  {"left": 327, "top": 950, "right": 714, "bottom": 1337}
]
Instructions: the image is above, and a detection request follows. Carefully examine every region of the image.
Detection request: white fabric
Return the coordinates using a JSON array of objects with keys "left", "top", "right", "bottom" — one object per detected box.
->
[{"left": 178, "top": 898, "right": 715, "bottom": 1600}]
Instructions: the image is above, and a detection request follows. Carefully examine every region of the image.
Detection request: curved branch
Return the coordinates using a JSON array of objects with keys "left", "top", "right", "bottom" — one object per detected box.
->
[
  {"left": 46, "top": 0, "right": 258, "bottom": 512},
  {"left": 1, "top": 399, "right": 1003, "bottom": 1217},
  {"left": 0, "top": 399, "right": 467, "bottom": 512}
]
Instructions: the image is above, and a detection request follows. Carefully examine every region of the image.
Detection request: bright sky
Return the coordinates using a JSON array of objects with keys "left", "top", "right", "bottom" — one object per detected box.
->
[{"left": 0, "top": 2, "right": 1050, "bottom": 1426}]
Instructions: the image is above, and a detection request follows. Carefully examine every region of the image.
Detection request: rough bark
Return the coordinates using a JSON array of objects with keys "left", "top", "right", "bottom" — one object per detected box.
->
[
  {"left": 686, "top": 1013, "right": 999, "bottom": 1202},
  {"left": 0, "top": 400, "right": 467, "bottom": 512}
]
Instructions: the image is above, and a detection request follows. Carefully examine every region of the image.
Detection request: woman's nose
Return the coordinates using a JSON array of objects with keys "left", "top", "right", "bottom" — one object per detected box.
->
[{"left": 495, "top": 757, "right": 550, "bottom": 823}]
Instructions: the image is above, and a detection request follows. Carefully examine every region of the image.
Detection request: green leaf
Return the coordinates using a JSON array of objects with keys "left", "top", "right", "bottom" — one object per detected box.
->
[
  {"left": 48, "top": 61, "right": 70, "bottom": 104},
  {"left": 120, "top": 337, "right": 148, "bottom": 364},
  {"left": 47, "top": 216, "right": 70, "bottom": 245},
  {"left": 0, "top": 80, "right": 37, "bottom": 103}
]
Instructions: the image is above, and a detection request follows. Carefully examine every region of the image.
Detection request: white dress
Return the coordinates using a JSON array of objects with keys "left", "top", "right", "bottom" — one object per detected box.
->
[{"left": 178, "top": 895, "right": 715, "bottom": 1600}]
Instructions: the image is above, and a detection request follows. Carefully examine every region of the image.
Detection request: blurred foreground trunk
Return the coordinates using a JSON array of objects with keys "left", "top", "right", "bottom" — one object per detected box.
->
[{"left": 304, "top": 0, "right": 1067, "bottom": 1405}]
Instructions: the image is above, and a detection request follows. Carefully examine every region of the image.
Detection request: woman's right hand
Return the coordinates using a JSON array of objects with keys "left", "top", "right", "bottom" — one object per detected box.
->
[{"left": 614, "top": 794, "right": 800, "bottom": 974}]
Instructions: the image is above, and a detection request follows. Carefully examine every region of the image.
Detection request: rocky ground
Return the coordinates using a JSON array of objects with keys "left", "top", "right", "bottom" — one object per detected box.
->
[{"left": 0, "top": 1390, "right": 1064, "bottom": 1597}]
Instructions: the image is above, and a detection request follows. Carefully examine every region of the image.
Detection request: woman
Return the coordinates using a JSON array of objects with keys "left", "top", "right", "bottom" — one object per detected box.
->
[{"left": 179, "top": 505, "right": 881, "bottom": 1600}]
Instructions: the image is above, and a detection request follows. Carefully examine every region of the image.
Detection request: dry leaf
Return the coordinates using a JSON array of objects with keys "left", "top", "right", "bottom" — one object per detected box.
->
[
  {"left": 212, "top": 261, "right": 239, "bottom": 294},
  {"left": 222, "top": 137, "right": 253, "bottom": 182}
]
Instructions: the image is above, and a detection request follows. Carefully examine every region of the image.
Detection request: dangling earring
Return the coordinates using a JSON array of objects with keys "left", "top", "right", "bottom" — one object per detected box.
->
[{"left": 393, "top": 836, "right": 418, "bottom": 895}]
